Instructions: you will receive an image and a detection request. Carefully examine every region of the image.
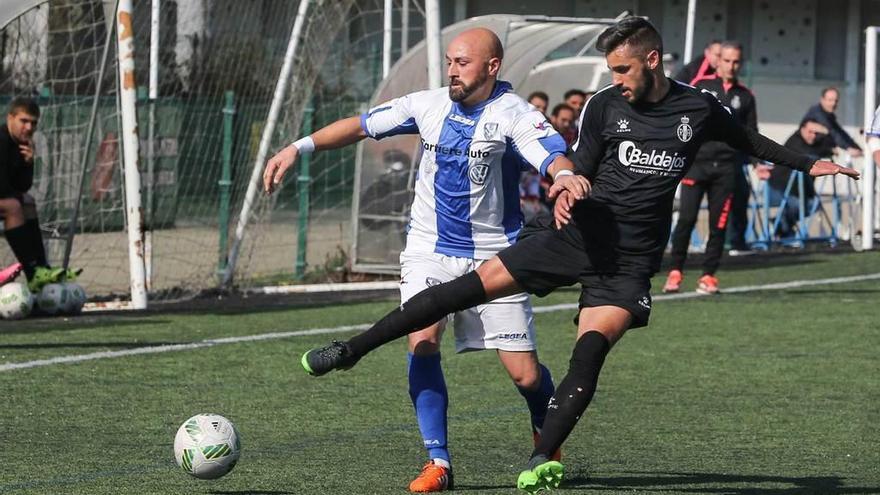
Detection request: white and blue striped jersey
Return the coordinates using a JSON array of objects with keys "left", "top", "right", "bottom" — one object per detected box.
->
[{"left": 361, "top": 81, "right": 566, "bottom": 259}]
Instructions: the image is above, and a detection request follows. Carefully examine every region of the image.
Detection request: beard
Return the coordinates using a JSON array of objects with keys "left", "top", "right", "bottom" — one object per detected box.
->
[
  {"left": 449, "top": 71, "right": 488, "bottom": 102},
  {"left": 625, "top": 66, "right": 655, "bottom": 104}
]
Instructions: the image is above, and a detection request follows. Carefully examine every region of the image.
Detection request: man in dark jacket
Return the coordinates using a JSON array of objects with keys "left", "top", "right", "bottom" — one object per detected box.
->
[
  {"left": 802, "top": 87, "right": 862, "bottom": 158},
  {"left": 665, "top": 41, "right": 755, "bottom": 294},
  {"left": 760, "top": 118, "right": 835, "bottom": 239},
  {"left": 674, "top": 39, "right": 721, "bottom": 85}
]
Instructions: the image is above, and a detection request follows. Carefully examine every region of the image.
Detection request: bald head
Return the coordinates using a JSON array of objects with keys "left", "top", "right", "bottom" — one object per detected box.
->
[
  {"left": 445, "top": 28, "right": 504, "bottom": 105},
  {"left": 449, "top": 28, "right": 504, "bottom": 61}
]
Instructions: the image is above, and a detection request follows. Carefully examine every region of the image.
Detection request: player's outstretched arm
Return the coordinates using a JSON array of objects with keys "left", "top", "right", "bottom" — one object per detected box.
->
[
  {"left": 263, "top": 116, "right": 367, "bottom": 194},
  {"left": 546, "top": 156, "right": 591, "bottom": 201},
  {"left": 707, "top": 97, "right": 860, "bottom": 180}
]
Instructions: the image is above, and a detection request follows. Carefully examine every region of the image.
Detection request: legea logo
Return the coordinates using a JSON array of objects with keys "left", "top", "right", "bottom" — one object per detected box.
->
[{"left": 618, "top": 140, "right": 687, "bottom": 171}]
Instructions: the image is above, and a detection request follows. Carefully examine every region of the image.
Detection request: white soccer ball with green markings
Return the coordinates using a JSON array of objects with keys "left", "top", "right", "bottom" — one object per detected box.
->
[
  {"left": 0, "top": 282, "right": 33, "bottom": 320},
  {"left": 60, "top": 282, "right": 86, "bottom": 314},
  {"left": 174, "top": 414, "right": 241, "bottom": 479},
  {"left": 36, "top": 283, "right": 67, "bottom": 316}
]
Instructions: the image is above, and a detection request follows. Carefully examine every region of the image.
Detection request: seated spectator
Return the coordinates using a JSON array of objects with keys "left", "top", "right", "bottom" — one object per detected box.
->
[
  {"left": 527, "top": 91, "right": 548, "bottom": 116},
  {"left": 802, "top": 87, "right": 862, "bottom": 158},
  {"left": 519, "top": 167, "right": 548, "bottom": 223},
  {"left": 549, "top": 103, "right": 577, "bottom": 146},
  {"left": 0, "top": 97, "right": 76, "bottom": 290},
  {"left": 563, "top": 89, "right": 587, "bottom": 116},
  {"left": 758, "top": 118, "right": 834, "bottom": 238}
]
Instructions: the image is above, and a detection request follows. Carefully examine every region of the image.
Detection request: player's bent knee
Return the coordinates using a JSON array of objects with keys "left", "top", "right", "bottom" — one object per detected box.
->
[
  {"left": 510, "top": 369, "right": 541, "bottom": 390},
  {"left": 410, "top": 339, "right": 441, "bottom": 356}
]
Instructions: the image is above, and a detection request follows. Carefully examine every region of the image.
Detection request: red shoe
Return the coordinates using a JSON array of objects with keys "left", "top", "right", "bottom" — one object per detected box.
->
[
  {"left": 0, "top": 262, "right": 23, "bottom": 286},
  {"left": 409, "top": 461, "right": 453, "bottom": 492},
  {"left": 696, "top": 274, "right": 720, "bottom": 294},
  {"left": 533, "top": 431, "right": 562, "bottom": 462},
  {"left": 663, "top": 269, "right": 683, "bottom": 293}
]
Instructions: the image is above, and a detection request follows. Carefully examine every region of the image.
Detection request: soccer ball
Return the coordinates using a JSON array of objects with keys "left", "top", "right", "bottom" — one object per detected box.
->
[
  {"left": 0, "top": 282, "right": 33, "bottom": 320},
  {"left": 60, "top": 282, "right": 86, "bottom": 314},
  {"left": 36, "top": 283, "right": 68, "bottom": 316},
  {"left": 174, "top": 414, "right": 241, "bottom": 479}
]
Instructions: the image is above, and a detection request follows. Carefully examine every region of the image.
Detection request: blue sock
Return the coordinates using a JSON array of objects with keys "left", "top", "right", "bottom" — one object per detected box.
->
[
  {"left": 408, "top": 352, "right": 450, "bottom": 463},
  {"left": 517, "top": 363, "right": 555, "bottom": 432}
]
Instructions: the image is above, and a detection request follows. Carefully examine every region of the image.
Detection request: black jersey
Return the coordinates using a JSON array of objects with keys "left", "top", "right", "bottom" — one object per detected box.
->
[
  {"left": 0, "top": 124, "right": 33, "bottom": 198},
  {"left": 567, "top": 80, "right": 813, "bottom": 256}
]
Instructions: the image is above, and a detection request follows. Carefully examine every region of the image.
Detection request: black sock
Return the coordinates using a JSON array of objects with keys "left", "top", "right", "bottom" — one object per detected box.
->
[
  {"left": 347, "top": 271, "right": 487, "bottom": 357},
  {"left": 23, "top": 219, "right": 48, "bottom": 268},
  {"left": 4, "top": 224, "right": 38, "bottom": 279},
  {"left": 530, "top": 330, "right": 610, "bottom": 462}
]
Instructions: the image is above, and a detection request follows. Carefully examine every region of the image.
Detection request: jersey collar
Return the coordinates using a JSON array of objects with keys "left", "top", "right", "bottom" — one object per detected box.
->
[{"left": 454, "top": 80, "right": 512, "bottom": 115}]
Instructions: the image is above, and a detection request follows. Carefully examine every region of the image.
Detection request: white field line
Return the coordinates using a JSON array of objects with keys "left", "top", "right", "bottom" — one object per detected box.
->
[{"left": 5, "top": 272, "right": 880, "bottom": 373}]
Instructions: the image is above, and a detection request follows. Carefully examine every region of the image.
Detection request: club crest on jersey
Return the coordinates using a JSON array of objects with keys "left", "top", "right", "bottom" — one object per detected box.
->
[
  {"left": 730, "top": 94, "right": 742, "bottom": 110},
  {"left": 533, "top": 120, "right": 549, "bottom": 131},
  {"left": 676, "top": 116, "right": 693, "bottom": 142},
  {"left": 468, "top": 163, "right": 490, "bottom": 185},
  {"left": 483, "top": 122, "right": 498, "bottom": 140},
  {"left": 425, "top": 277, "right": 442, "bottom": 287},
  {"left": 616, "top": 119, "right": 630, "bottom": 133}
]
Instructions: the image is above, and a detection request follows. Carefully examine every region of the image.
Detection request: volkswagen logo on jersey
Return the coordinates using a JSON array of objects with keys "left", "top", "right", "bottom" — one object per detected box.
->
[
  {"left": 676, "top": 116, "right": 693, "bottom": 142},
  {"left": 483, "top": 122, "right": 498, "bottom": 140},
  {"left": 468, "top": 163, "right": 490, "bottom": 185}
]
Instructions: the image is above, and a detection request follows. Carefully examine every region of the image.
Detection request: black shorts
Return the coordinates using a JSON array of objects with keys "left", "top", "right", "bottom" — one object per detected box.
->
[{"left": 497, "top": 216, "right": 658, "bottom": 329}]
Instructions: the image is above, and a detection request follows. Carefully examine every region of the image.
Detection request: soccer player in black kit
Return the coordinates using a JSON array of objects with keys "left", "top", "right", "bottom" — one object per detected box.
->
[
  {"left": 665, "top": 41, "right": 756, "bottom": 294},
  {"left": 298, "top": 17, "right": 859, "bottom": 493}
]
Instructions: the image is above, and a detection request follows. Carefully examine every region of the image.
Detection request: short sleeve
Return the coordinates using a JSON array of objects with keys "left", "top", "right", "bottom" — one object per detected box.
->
[
  {"left": 506, "top": 110, "right": 566, "bottom": 176},
  {"left": 360, "top": 94, "right": 420, "bottom": 140}
]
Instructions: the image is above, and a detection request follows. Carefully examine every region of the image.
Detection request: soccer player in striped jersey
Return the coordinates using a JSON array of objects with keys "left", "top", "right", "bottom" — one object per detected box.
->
[{"left": 264, "top": 28, "right": 589, "bottom": 493}]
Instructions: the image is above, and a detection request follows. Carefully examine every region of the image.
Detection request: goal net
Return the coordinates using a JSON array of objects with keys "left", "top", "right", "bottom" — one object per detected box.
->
[{"left": 0, "top": 0, "right": 427, "bottom": 303}]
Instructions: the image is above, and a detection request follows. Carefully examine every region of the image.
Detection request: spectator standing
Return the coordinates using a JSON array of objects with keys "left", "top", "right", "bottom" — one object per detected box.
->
[
  {"left": 674, "top": 39, "right": 721, "bottom": 85},
  {"left": 665, "top": 41, "right": 756, "bottom": 294}
]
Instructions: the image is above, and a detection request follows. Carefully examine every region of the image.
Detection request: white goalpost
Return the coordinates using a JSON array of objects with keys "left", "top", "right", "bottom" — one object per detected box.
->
[
  {"left": 861, "top": 26, "right": 877, "bottom": 251},
  {"left": 115, "top": 0, "right": 147, "bottom": 309}
]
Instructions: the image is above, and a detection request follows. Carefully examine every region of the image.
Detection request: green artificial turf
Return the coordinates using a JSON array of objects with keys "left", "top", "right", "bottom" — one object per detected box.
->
[{"left": 1, "top": 251, "right": 878, "bottom": 494}]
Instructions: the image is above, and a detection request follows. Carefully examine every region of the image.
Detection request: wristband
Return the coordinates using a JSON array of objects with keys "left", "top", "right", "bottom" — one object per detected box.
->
[
  {"left": 553, "top": 169, "right": 574, "bottom": 180},
  {"left": 292, "top": 136, "right": 315, "bottom": 154}
]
